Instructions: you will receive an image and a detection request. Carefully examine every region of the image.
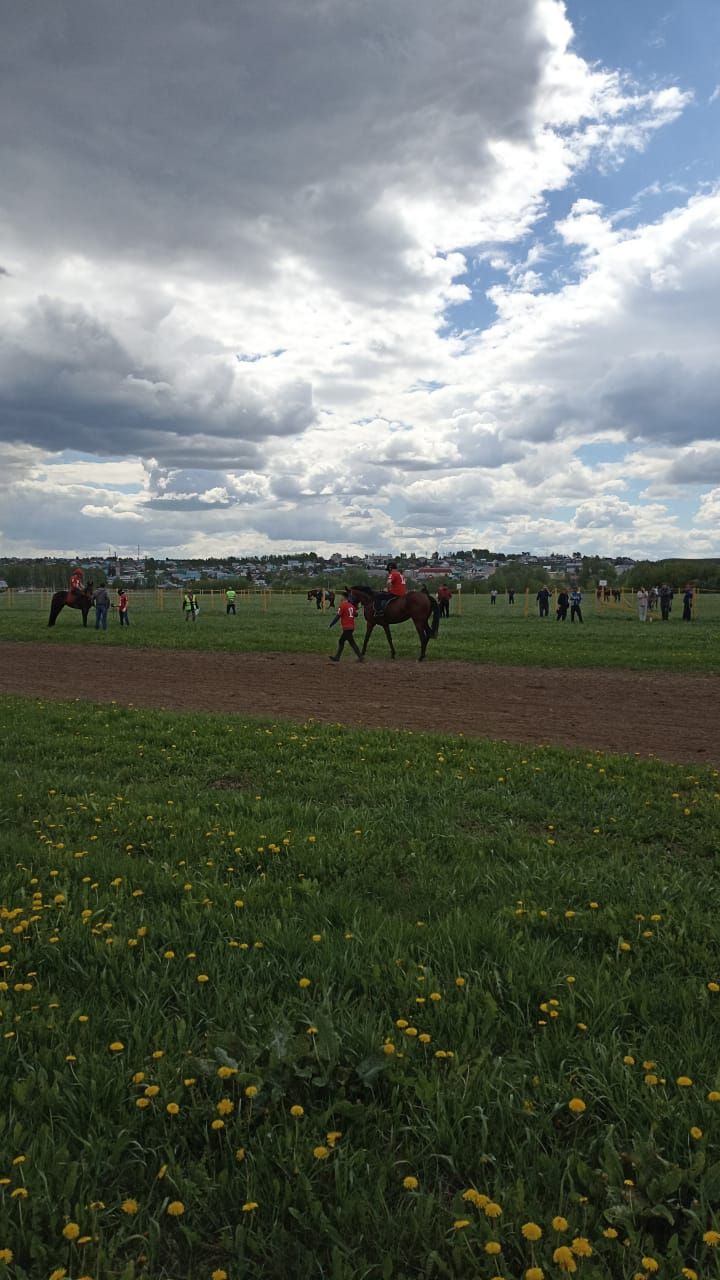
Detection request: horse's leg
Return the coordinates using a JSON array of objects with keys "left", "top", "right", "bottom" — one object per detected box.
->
[
  {"left": 48, "top": 598, "right": 61, "bottom": 627},
  {"left": 383, "top": 623, "right": 396, "bottom": 659},
  {"left": 414, "top": 618, "right": 428, "bottom": 661},
  {"left": 82, "top": 605, "right": 89, "bottom": 627},
  {"left": 361, "top": 615, "right": 375, "bottom": 656}
]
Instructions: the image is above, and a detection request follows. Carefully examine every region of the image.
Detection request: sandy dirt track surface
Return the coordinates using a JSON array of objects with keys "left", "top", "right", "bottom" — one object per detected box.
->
[{"left": 2, "top": 641, "right": 719, "bottom": 766}]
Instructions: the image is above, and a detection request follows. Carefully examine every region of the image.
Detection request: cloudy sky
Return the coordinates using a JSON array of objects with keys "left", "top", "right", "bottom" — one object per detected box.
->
[{"left": 2, "top": 0, "right": 719, "bottom": 559}]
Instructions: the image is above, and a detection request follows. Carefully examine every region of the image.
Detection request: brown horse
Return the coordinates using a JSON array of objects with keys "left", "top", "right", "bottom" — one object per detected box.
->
[
  {"left": 307, "top": 588, "right": 335, "bottom": 610},
  {"left": 48, "top": 583, "right": 94, "bottom": 627},
  {"left": 347, "top": 585, "right": 440, "bottom": 661}
]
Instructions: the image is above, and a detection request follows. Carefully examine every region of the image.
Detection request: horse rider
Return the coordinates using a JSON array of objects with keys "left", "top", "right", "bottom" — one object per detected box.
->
[
  {"left": 69, "top": 566, "right": 84, "bottom": 597},
  {"left": 372, "top": 562, "right": 407, "bottom": 617}
]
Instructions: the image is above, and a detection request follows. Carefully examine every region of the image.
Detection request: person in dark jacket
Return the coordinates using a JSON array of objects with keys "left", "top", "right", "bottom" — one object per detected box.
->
[
  {"left": 556, "top": 589, "right": 569, "bottom": 622},
  {"left": 569, "top": 589, "right": 583, "bottom": 624},
  {"left": 93, "top": 585, "right": 110, "bottom": 631},
  {"left": 660, "top": 584, "right": 673, "bottom": 621},
  {"left": 536, "top": 587, "right": 550, "bottom": 617},
  {"left": 682, "top": 587, "right": 694, "bottom": 621}
]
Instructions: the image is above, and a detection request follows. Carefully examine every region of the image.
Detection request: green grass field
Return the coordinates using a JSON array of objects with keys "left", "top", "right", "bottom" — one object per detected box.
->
[
  {"left": 2, "top": 588, "right": 719, "bottom": 673},
  {"left": 1, "top": 695, "right": 720, "bottom": 1279}
]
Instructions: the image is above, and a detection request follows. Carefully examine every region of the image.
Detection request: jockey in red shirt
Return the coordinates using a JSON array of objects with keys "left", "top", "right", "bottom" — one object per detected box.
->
[
  {"left": 69, "top": 568, "right": 84, "bottom": 594},
  {"left": 386, "top": 563, "right": 407, "bottom": 596}
]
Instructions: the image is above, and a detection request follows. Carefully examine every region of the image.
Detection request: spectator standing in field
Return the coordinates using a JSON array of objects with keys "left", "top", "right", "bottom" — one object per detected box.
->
[
  {"left": 508, "top": 588, "right": 515, "bottom": 604},
  {"left": 536, "top": 586, "right": 550, "bottom": 617},
  {"left": 183, "top": 591, "right": 197, "bottom": 623},
  {"left": 556, "top": 589, "right": 569, "bottom": 622},
  {"left": 437, "top": 584, "right": 452, "bottom": 618},
  {"left": 226, "top": 587, "right": 237, "bottom": 615},
  {"left": 117, "top": 587, "right": 130, "bottom": 626},
  {"left": 659, "top": 584, "right": 673, "bottom": 620},
  {"left": 637, "top": 587, "right": 649, "bottom": 622},
  {"left": 93, "top": 584, "right": 110, "bottom": 631},
  {"left": 490, "top": 588, "right": 498, "bottom": 605},
  {"left": 329, "top": 590, "right": 364, "bottom": 663},
  {"left": 570, "top": 588, "right": 583, "bottom": 624},
  {"left": 682, "top": 587, "right": 694, "bottom": 622}
]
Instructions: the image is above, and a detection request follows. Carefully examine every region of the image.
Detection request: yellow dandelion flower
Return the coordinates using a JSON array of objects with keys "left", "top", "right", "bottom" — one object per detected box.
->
[
  {"left": 553, "top": 1246, "right": 576, "bottom": 1273},
  {"left": 108, "top": 1041, "right": 124, "bottom": 1052},
  {"left": 552, "top": 1216, "right": 569, "bottom": 1232},
  {"left": 0, "top": 1250, "right": 13, "bottom": 1264},
  {"left": 484, "top": 1241, "right": 502, "bottom": 1254},
  {"left": 603, "top": 1228, "right": 619, "bottom": 1239},
  {"left": 452, "top": 1219, "right": 471, "bottom": 1230},
  {"left": 383, "top": 1042, "right": 396, "bottom": 1055},
  {"left": 525, "top": 1269, "right": 544, "bottom": 1280},
  {"left": 121, "top": 1198, "right": 138, "bottom": 1215},
  {"left": 677, "top": 1076, "right": 693, "bottom": 1087},
  {"left": 212, "top": 1271, "right": 228, "bottom": 1280},
  {"left": 211, "top": 1119, "right": 225, "bottom": 1130},
  {"left": 298, "top": 977, "right": 311, "bottom": 989},
  {"left": 235, "top": 1147, "right": 246, "bottom": 1162},
  {"left": 402, "top": 1176, "right": 419, "bottom": 1190},
  {"left": 571, "top": 1237, "right": 592, "bottom": 1257},
  {"left": 568, "top": 1097, "right": 586, "bottom": 1114},
  {"left": 484, "top": 1201, "right": 502, "bottom": 1218},
  {"left": 522, "top": 1222, "right": 542, "bottom": 1241},
  {"left": 244, "top": 1085, "right": 258, "bottom": 1099},
  {"left": 641, "top": 1258, "right": 659, "bottom": 1272},
  {"left": 166, "top": 1200, "right": 185, "bottom": 1216},
  {"left": 166, "top": 1103, "right": 180, "bottom": 1116},
  {"left": 703, "top": 1230, "right": 720, "bottom": 1246},
  {"left": 691, "top": 1126, "right": 703, "bottom": 1139},
  {"left": 462, "top": 1189, "right": 488, "bottom": 1207},
  {"left": 217, "top": 1098, "right": 234, "bottom": 1116},
  {"left": 313, "top": 1145, "right": 330, "bottom": 1160},
  {"left": 290, "top": 1105, "right": 305, "bottom": 1117},
  {"left": 62, "top": 1222, "right": 80, "bottom": 1240},
  {"left": 242, "top": 1201, "right": 258, "bottom": 1211}
]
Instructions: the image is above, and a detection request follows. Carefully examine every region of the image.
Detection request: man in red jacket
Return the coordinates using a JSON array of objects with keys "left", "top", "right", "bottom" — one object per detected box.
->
[
  {"left": 69, "top": 567, "right": 84, "bottom": 595},
  {"left": 329, "top": 591, "right": 364, "bottom": 663}
]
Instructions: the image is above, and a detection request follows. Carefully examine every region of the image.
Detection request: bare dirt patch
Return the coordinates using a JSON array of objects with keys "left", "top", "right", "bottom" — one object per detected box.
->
[{"left": 2, "top": 641, "right": 719, "bottom": 765}]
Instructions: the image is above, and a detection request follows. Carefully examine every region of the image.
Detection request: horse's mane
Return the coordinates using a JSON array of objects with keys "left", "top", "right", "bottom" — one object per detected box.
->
[{"left": 348, "top": 584, "right": 375, "bottom": 596}]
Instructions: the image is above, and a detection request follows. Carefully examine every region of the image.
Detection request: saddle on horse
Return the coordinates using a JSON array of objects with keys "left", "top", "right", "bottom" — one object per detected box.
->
[{"left": 373, "top": 592, "right": 397, "bottom": 617}]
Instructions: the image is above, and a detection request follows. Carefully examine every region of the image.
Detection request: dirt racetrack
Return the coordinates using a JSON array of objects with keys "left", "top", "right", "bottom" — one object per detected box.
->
[{"left": 2, "top": 641, "right": 719, "bottom": 765}]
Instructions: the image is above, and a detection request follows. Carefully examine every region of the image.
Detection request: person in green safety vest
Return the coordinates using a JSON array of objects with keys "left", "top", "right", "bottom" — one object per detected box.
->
[{"left": 226, "top": 587, "right": 237, "bottom": 615}]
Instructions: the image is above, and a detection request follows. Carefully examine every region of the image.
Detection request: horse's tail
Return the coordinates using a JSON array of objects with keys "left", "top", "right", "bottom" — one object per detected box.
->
[{"left": 422, "top": 586, "right": 440, "bottom": 639}]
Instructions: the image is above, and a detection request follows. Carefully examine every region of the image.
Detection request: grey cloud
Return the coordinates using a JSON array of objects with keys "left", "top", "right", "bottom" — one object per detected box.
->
[
  {"left": 2, "top": 0, "right": 545, "bottom": 290},
  {"left": 598, "top": 355, "right": 720, "bottom": 445},
  {"left": 666, "top": 447, "right": 720, "bottom": 485},
  {"left": 0, "top": 298, "right": 315, "bottom": 464}
]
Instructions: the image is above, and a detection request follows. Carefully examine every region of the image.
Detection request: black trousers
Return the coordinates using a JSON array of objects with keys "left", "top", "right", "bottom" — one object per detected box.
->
[
  {"left": 336, "top": 630, "right": 362, "bottom": 659},
  {"left": 570, "top": 604, "right": 583, "bottom": 623},
  {"left": 226, "top": 602, "right": 236, "bottom": 614}
]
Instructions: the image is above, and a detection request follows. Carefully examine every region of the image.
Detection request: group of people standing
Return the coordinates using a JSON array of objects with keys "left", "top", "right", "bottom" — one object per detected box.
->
[
  {"left": 69, "top": 569, "right": 129, "bottom": 631},
  {"left": 535, "top": 586, "right": 583, "bottom": 622},
  {"left": 637, "top": 585, "right": 693, "bottom": 622}
]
